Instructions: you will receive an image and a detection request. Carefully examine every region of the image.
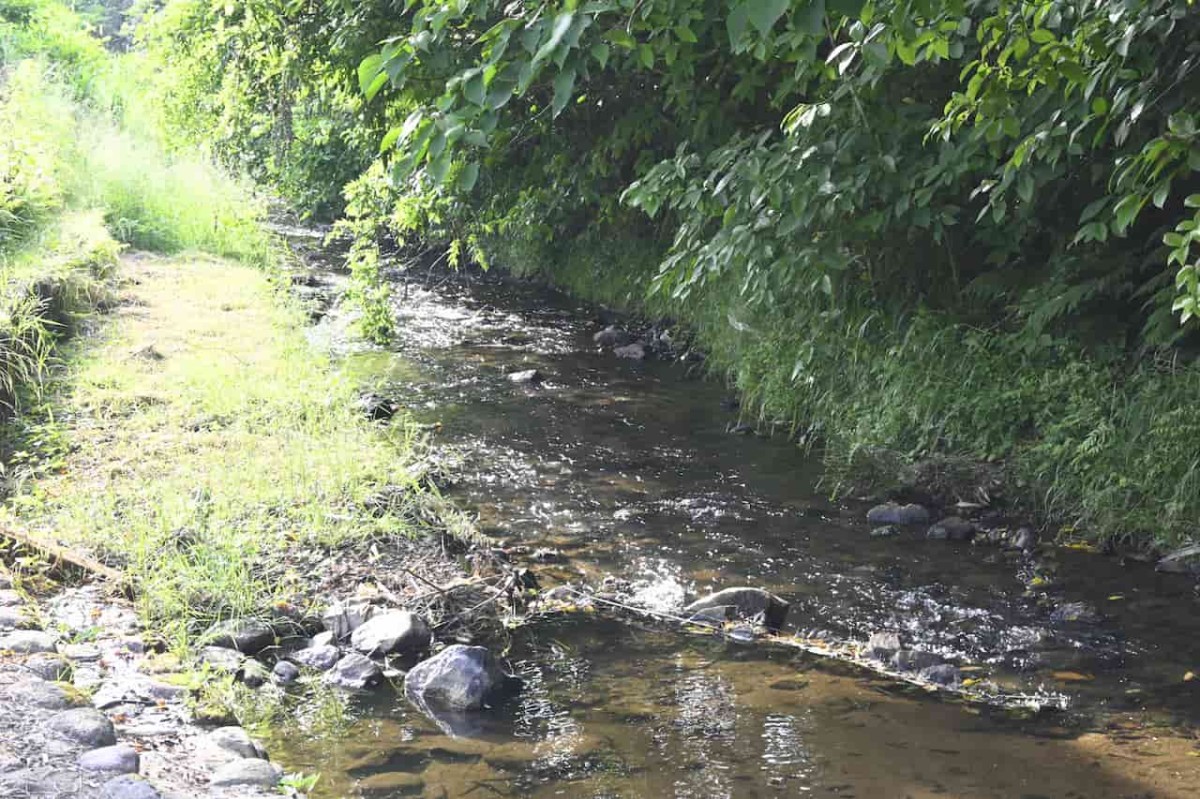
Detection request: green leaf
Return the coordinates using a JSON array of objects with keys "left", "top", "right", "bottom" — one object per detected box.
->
[
  {"left": 533, "top": 12, "right": 575, "bottom": 63},
  {"left": 1185, "top": 194, "right": 1200, "bottom": 209},
  {"left": 357, "top": 54, "right": 383, "bottom": 94},
  {"left": 457, "top": 161, "right": 480, "bottom": 191},
  {"left": 428, "top": 152, "right": 451, "bottom": 184},
  {"left": 826, "top": 0, "right": 864, "bottom": 16},
  {"left": 744, "top": 0, "right": 789, "bottom": 37},
  {"left": 552, "top": 67, "right": 577, "bottom": 115},
  {"left": 464, "top": 73, "right": 486, "bottom": 106},
  {"left": 638, "top": 43, "right": 654, "bottom": 68},
  {"left": 590, "top": 42, "right": 610, "bottom": 68},
  {"left": 1029, "top": 28, "right": 1055, "bottom": 44},
  {"left": 1091, "top": 97, "right": 1109, "bottom": 115},
  {"left": 604, "top": 28, "right": 636, "bottom": 49},
  {"left": 726, "top": 3, "right": 750, "bottom": 48},
  {"left": 364, "top": 72, "right": 388, "bottom": 102},
  {"left": 674, "top": 24, "right": 698, "bottom": 43}
]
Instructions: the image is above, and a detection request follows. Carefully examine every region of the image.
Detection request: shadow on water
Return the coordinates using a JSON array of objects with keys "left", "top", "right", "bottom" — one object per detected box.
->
[{"left": 275, "top": 256, "right": 1200, "bottom": 798}]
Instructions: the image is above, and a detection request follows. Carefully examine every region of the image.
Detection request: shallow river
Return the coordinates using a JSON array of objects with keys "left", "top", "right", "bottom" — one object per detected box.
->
[{"left": 271, "top": 242, "right": 1200, "bottom": 798}]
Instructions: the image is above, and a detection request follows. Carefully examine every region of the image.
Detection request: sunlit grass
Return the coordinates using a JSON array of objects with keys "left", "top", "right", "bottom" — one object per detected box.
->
[{"left": 8, "top": 255, "right": 428, "bottom": 650}]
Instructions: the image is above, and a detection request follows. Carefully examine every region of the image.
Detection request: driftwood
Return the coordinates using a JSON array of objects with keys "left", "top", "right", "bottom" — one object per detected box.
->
[{"left": 0, "top": 525, "right": 130, "bottom": 593}]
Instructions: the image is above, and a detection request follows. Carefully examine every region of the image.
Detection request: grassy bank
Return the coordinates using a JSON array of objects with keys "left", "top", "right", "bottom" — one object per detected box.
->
[
  {"left": 488, "top": 226, "right": 1200, "bottom": 554},
  {"left": 6, "top": 254, "right": 443, "bottom": 650}
]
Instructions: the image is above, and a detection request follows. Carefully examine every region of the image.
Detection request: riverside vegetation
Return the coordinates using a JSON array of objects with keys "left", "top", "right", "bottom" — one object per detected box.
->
[{"left": 128, "top": 0, "right": 1200, "bottom": 555}]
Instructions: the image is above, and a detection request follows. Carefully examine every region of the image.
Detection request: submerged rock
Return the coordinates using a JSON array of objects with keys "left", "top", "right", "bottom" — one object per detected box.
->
[
  {"left": 1050, "top": 601, "right": 1099, "bottom": 624},
  {"left": 926, "top": 516, "right": 976, "bottom": 542},
  {"left": 863, "top": 631, "right": 903, "bottom": 661},
  {"left": 1157, "top": 543, "right": 1200, "bottom": 575},
  {"left": 358, "top": 393, "right": 398, "bottom": 422},
  {"left": 869, "top": 525, "right": 900, "bottom": 539},
  {"left": 613, "top": 342, "right": 646, "bottom": 360},
  {"left": 1011, "top": 526, "right": 1038, "bottom": 551},
  {"left": 866, "top": 503, "right": 930, "bottom": 525},
  {"left": 198, "top": 619, "right": 274, "bottom": 654},
  {"left": 404, "top": 644, "right": 516, "bottom": 711},
  {"left": 350, "top": 611, "right": 431, "bottom": 657},
  {"left": 506, "top": 369, "right": 542, "bottom": 384},
  {"left": 593, "top": 326, "right": 632, "bottom": 347},
  {"left": 919, "top": 664, "right": 962, "bottom": 686},
  {"left": 890, "top": 649, "right": 944, "bottom": 672},
  {"left": 682, "top": 587, "right": 790, "bottom": 631},
  {"left": 323, "top": 653, "right": 383, "bottom": 690}
]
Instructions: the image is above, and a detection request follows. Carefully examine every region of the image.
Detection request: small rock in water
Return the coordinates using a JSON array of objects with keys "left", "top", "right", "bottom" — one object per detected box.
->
[
  {"left": 404, "top": 644, "right": 516, "bottom": 711},
  {"left": 293, "top": 643, "right": 341, "bottom": 671},
  {"left": 0, "top": 630, "right": 58, "bottom": 654},
  {"left": 869, "top": 525, "right": 900, "bottom": 539},
  {"left": 727, "top": 422, "right": 754, "bottom": 435},
  {"left": 199, "top": 618, "right": 274, "bottom": 654},
  {"left": 890, "top": 649, "right": 944, "bottom": 672},
  {"left": 79, "top": 745, "right": 140, "bottom": 774},
  {"left": 919, "top": 664, "right": 962, "bottom": 687},
  {"left": 358, "top": 392, "right": 398, "bottom": 422},
  {"left": 47, "top": 707, "right": 117, "bottom": 747},
  {"left": 593, "top": 326, "right": 632, "bottom": 347},
  {"left": 99, "top": 774, "right": 162, "bottom": 799},
  {"left": 506, "top": 369, "right": 542, "bottom": 384},
  {"left": 350, "top": 611, "right": 431, "bottom": 657},
  {"left": 209, "top": 759, "right": 283, "bottom": 788},
  {"left": 1156, "top": 543, "right": 1200, "bottom": 575},
  {"left": 1011, "top": 526, "right": 1038, "bottom": 551},
  {"left": 613, "top": 342, "right": 646, "bottom": 360},
  {"left": 272, "top": 660, "right": 300, "bottom": 684},
  {"left": 926, "top": 516, "right": 976, "bottom": 542},
  {"left": 1050, "top": 601, "right": 1099, "bottom": 623},
  {"left": 863, "top": 631, "right": 903, "bottom": 661},
  {"left": 682, "top": 587, "right": 790, "bottom": 631},
  {"left": 322, "top": 600, "right": 375, "bottom": 640},
  {"left": 866, "top": 503, "right": 930, "bottom": 525},
  {"left": 323, "top": 653, "right": 383, "bottom": 689}
]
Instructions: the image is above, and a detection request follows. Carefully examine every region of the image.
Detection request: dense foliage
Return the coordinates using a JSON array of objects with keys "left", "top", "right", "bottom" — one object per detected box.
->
[{"left": 89, "top": 0, "right": 1200, "bottom": 548}]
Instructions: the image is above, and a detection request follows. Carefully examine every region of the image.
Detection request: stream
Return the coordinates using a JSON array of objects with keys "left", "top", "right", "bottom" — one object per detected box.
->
[{"left": 270, "top": 232, "right": 1200, "bottom": 798}]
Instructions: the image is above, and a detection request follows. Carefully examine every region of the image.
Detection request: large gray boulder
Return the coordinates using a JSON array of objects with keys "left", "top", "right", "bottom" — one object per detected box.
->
[
  {"left": 350, "top": 611, "right": 430, "bottom": 657},
  {"left": 404, "top": 644, "right": 514, "bottom": 711},
  {"left": 79, "top": 745, "right": 140, "bottom": 774},
  {"left": 47, "top": 708, "right": 117, "bottom": 747},
  {"left": 0, "top": 630, "right": 58, "bottom": 654},
  {"left": 682, "top": 587, "right": 789, "bottom": 631}
]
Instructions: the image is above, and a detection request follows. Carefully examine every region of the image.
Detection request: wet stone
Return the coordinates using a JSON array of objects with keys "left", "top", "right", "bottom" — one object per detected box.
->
[
  {"left": 359, "top": 771, "right": 425, "bottom": 795},
  {"left": 919, "top": 664, "right": 962, "bottom": 686},
  {"left": 869, "top": 525, "right": 900, "bottom": 539},
  {"left": 926, "top": 516, "right": 976, "bottom": 542},
  {"left": 613, "top": 341, "right": 646, "bottom": 360},
  {"left": 682, "top": 587, "right": 790, "bottom": 631},
  {"left": 79, "top": 744, "right": 140, "bottom": 774},
  {"left": 864, "top": 631, "right": 903, "bottom": 661},
  {"left": 198, "top": 618, "right": 274, "bottom": 654},
  {"left": 209, "top": 758, "right": 282, "bottom": 787},
  {"left": 47, "top": 707, "right": 117, "bottom": 747},
  {"left": 1050, "top": 601, "right": 1100, "bottom": 624},
  {"left": 866, "top": 502, "right": 930, "bottom": 525},
  {"left": 404, "top": 644, "right": 512, "bottom": 711},
  {"left": 506, "top": 369, "right": 542, "bottom": 384},
  {"left": 100, "top": 774, "right": 162, "bottom": 799},
  {"left": 593, "top": 326, "right": 632, "bottom": 347},
  {"left": 0, "top": 630, "right": 58, "bottom": 654},
  {"left": 890, "top": 649, "right": 944, "bottom": 672},
  {"left": 293, "top": 643, "right": 341, "bottom": 671},
  {"left": 323, "top": 653, "right": 382, "bottom": 690}
]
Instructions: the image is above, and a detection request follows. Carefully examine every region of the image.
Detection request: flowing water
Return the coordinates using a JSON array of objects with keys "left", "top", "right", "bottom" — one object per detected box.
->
[{"left": 271, "top": 239, "right": 1200, "bottom": 798}]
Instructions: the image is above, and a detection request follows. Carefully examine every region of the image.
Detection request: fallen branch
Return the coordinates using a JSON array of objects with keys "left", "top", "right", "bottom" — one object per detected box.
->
[{"left": 0, "top": 525, "right": 130, "bottom": 594}]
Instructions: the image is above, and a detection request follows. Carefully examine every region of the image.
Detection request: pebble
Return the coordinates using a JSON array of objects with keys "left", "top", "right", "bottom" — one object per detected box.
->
[
  {"left": 79, "top": 744, "right": 140, "bottom": 773},
  {"left": 47, "top": 707, "right": 117, "bottom": 747},
  {"left": 209, "top": 758, "right": 283, "bottom": 787},
  {"left": 99, "top": 774, "right": 162, "bottom": 799}
]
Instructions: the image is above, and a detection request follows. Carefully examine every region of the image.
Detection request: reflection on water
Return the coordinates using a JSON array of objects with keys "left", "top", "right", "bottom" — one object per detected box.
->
[{"left": 270, "top": 257, "right": 1200, "bottom": 797}]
